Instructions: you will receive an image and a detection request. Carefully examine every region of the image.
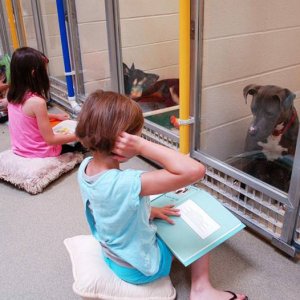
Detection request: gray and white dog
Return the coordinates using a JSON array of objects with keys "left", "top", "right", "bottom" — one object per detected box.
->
[
  {"left": 241, "top": 84, "right": 299, "bottom": 192},
  {"left": 243, "top": 84, "right": 298, "bottom": 161}
]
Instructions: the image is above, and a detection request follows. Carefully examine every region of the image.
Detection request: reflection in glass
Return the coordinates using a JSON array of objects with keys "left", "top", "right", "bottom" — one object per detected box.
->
[{"left": 196, "top": 2, "right": 300, "bottom": 193}]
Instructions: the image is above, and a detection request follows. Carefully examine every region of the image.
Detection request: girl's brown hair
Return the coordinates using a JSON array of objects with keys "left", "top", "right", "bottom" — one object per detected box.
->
[
  {"left": 7, "top": 47, "right": 50, "bottom": 104},
  {"left": 76, "top": 90, "right": 144, "bottom": 153}
]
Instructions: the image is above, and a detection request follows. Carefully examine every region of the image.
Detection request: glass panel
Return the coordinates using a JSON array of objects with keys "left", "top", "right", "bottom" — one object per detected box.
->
[
  {"left": 196, "top": 1, "right": 300, "bottom": 193},
  {"left": 19, "top": 0, "right": 63, "bottom": 78},
  {"left": 75, "top": 0, "right": 112, "bottom": 95},
  {"left": 119, "top": 0, "right": 180, "bottom": 131},
  {"left": 19, "top": 1, "right": 39, "bottom": 50},
  {"left": 38, "top": 1, "right": 65, "bottom": 79}
]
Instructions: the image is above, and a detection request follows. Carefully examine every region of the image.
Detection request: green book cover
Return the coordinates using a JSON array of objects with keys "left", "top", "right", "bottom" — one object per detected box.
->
[{"left": 151, "top": 186, "right": 245, "bottom": 266}]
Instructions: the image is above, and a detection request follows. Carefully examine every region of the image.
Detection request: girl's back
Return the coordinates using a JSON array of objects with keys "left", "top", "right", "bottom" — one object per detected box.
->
[
  {"left": 78, "top": 157, "right": 160, "bottom": 275},
  {"left": 7, "top": 47, "right": 77, "bottom": 157},
  {"left": 8, "top": 92, "right": 61, "bottom": 158}
]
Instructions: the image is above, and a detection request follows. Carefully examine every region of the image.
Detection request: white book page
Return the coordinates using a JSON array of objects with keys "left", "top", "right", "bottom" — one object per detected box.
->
[
  {"left": 149, "top": 194, "right": 163, "bottom": 202},
  {"left": 177, "top": 199, "right": 220, "bottom": 239},
  {"left": 52, "top": 120, "right": 77, "bottom": 145},
  {"left": 53, "top": 120, "right": 77, "bottom": 135}
]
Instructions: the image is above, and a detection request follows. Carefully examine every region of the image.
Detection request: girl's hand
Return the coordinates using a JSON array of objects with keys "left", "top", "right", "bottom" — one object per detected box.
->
[
  {"left": 150, "top": 205, "right": 180, "bottom": 225},
  {"left": 112, "top": 132, "right": 143, "bottom": 161},
  {"left": 0, "top": 97, "right": 8, "bottom": 109},
  {"left": 54, "top": 113, "right": 70, "bottom": 121},
  {"left": 0, "top": 82, "right": 9, "bottom": 93}
]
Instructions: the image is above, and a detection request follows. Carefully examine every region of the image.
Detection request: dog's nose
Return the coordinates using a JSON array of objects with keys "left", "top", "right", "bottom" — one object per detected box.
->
[{"left": 248, "top": 126, "right": 257, "bottom": 135}]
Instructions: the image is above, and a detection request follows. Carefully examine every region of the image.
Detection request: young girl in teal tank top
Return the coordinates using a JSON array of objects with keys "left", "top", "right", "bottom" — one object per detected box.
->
[{"left": 76, "top": 90, "right": 248, "bottom": 300}]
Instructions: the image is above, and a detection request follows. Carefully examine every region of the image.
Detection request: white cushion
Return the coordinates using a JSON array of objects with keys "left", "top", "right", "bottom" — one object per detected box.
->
[
  {"left": 0, "top": 150, "right": 83, "bottom": 194},
  {"left": 64, "top": 235, "right": 176, "bottom": 300}
]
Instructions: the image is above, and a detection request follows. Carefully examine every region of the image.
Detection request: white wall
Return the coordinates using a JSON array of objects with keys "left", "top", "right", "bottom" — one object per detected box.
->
[
  {"left": 200, "top": 0, "right": 300, "bottom": 160},
  {"left": 75, "top": 0, "right": 111, "bottom": 94},
  {"left": 19, "top": 0, "right": 38, "bottom": 49},
  {"left": 119, "top": 0, "right": 179, "bottom": 80},
  {"left": 20, "top": 0, "right": 64, "bottom": 77}
]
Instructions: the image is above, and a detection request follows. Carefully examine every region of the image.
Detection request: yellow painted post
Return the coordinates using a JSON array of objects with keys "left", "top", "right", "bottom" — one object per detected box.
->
[
  {"left": 5, "top": 0, "right": 19, "bottom": 49},
  {"left": 179, "top": 0, "right": 190, "bottom": 154},
  {"left": 16, "top": 0, "right": 27, "bottom": 46}
]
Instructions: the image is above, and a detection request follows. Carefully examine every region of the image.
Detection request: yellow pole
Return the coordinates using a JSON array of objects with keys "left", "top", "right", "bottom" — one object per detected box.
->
[
  {"left": 5, "top": 0, "right": 19, "bottom": 49},
  {"left": 179, "top": 0, "right": 190, "bottom": 154},
  {"left": 16, "top": 0, "right": 27, "bottom": 46}
]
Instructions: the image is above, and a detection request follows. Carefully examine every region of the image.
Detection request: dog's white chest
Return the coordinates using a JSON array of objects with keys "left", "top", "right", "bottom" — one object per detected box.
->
[{"left": 257, "top": 134, "right": 287, "bottom": 161}]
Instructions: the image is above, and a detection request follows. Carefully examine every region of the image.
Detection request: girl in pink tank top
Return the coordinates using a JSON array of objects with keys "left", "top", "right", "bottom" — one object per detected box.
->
[{"left": 7, "top": 47, "right": 77, "bottom": 158}]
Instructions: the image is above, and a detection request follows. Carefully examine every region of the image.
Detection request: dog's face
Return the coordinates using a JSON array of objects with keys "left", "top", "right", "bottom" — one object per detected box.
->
[
  {"left": 243, "top": 84, "right": 297, "bottom": 153},
  {"left": 123, "top": 63, "right": 159, "bottom": 99}
]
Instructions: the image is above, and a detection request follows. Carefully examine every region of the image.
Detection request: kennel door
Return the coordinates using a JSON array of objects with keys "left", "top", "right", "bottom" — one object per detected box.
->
[
  {"left": 191, "top": 0, "right": 300, "bottom": 256},
  {"left": 119, "top": 0, "right": 180, "bottom": 122},
  {"left": 192, "top": 0, "right": 300, "bottom": 195}
]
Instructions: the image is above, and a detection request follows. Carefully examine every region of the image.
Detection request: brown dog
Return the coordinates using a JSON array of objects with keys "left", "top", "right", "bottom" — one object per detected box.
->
[
  {"left": 240, "top": 84, "right": 299, "bottom": 192},
  {"left": 243, "top": 84, "right": 298, "bottom": 159},
  {"left": 123, "top": 63, "right": 179, "bottom": 111}
]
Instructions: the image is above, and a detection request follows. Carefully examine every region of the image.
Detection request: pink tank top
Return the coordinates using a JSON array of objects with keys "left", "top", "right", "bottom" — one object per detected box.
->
[{"left": 8, "top": 93, "right": 62, "bottom": 158}]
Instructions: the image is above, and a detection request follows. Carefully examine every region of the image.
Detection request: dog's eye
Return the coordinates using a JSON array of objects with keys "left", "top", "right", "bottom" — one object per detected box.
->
[{"left": 265, "top": 111, "right": 275, "bottom": 117}]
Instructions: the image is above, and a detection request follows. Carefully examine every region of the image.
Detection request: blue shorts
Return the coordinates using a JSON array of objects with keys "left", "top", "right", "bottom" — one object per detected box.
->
[{"left": 103, "top": 237, "right": 173, "bottom": 285}]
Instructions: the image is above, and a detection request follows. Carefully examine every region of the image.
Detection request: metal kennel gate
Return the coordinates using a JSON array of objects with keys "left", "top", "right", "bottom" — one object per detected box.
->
[
  {"left": 190, "top": 0, "right": 300, "bottom": 256},
  {"left": 1, "top": 0, "right": 299, "bottom": 256}
]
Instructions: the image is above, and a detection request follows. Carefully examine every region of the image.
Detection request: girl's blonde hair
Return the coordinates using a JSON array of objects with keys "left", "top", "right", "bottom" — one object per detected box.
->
[{"left": 76, "top": 90, "right": 144, "bottom": 153}]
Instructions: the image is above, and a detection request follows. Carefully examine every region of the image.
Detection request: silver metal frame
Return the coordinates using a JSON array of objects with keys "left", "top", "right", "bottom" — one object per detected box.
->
[
  {"left": 0, "top": 0, "right": 12, "bottom": 54},
  {"left": 11, "top": 0, "right": 26, "bottom": 46},
  {"left": 105, "top": 0, "right": 124, "bottom": 93},
  {"left": 49, "top": 76, "right": 72, "bottom": 110},
  {"left": 142, "top": 119, "right": 179, "bottom": 150},
  {"left": 191, "top": 0, "right": 203, "bottom": 149}
]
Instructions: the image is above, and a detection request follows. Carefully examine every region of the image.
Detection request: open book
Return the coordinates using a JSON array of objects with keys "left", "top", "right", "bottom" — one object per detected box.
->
[
  {"left": 52, "top": 119, "right": 77, "bottom": 145},
  {"left": 151, "top": 186, "right": 245, "bottom": 266},
  {"left": 52, "top": 119, "right": 77, "bottom": 135}
]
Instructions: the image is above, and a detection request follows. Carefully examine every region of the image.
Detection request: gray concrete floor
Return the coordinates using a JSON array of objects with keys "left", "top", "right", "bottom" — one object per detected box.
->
[{"left": 0, "top": 122, "right": 299, "bottom": 300}]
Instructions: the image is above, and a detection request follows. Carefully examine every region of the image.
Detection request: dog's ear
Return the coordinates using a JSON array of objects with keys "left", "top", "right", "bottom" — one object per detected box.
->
[
  {"left": 123, "top": 63, "right": 130, "bottom": 76},
  {"left": 274, "top": 88, "right": 296, "bottom": 111},
  {"left": 243, "top": 84, "right": 261, "bottom": 104}
]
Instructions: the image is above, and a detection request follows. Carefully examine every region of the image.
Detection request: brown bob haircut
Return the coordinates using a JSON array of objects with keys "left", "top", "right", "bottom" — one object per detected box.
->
[{"left": 76, "top": 90, "right": 144, "bottom": 153}]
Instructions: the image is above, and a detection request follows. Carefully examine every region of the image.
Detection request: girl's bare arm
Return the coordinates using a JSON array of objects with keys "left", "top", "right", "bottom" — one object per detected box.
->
[
  {"left": 113, "top": 132, "right": 206, "bottom": 196},
  {"left": 31, "top": 98, "right": 77, "bottom": 145},
  {"left": 48, "top": 112, "right": 70, "bottom": 121}
]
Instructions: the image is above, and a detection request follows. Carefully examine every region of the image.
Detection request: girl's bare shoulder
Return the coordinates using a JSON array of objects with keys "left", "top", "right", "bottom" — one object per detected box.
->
[
  {"left": 27, "top": 95, "right": 45, "bottom": 104},
  {"left": 23, "top": 95, "right": 46, "bottom": 116}
]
